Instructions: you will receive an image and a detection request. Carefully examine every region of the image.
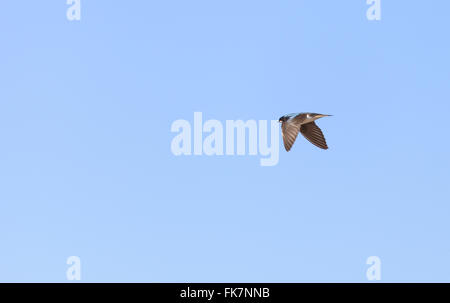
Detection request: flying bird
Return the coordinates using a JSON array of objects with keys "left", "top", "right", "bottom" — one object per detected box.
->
[{"left": 279, "top": 113, "right": 332, "bottom": 151}]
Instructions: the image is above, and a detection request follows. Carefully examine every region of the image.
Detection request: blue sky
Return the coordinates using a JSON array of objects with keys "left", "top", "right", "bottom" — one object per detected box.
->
[{"left": 0, "top": 1, "right": 449, "bottom": 282}]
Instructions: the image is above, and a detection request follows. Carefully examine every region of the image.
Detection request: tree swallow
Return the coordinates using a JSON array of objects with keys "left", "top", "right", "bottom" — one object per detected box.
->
[{"left": 279, "top": 113, "right": 332, "bottom": 151}]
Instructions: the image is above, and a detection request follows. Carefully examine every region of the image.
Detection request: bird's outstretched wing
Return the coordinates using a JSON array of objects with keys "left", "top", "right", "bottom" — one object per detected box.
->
[
  {"left": 281, "top": 120, "right": 301, "bottom": 151},
  {"left": 300, "top": 122, "right": 328, "bottom": 150}
]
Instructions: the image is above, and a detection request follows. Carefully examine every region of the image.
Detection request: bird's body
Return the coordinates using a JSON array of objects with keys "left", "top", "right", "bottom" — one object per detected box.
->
[{"left": 278, "top": 113, "right": 331, "bottom": 151}]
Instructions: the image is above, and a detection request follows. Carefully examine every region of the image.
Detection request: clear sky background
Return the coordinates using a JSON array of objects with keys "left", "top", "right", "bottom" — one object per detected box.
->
[{"left": 1, "top": 1, "right": 449, "bottom": 282}]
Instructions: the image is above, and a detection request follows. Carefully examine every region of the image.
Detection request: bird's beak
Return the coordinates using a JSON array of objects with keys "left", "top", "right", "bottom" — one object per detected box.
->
[{"left": 317, "top": 114, "right": 332, "bottom": 118}]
